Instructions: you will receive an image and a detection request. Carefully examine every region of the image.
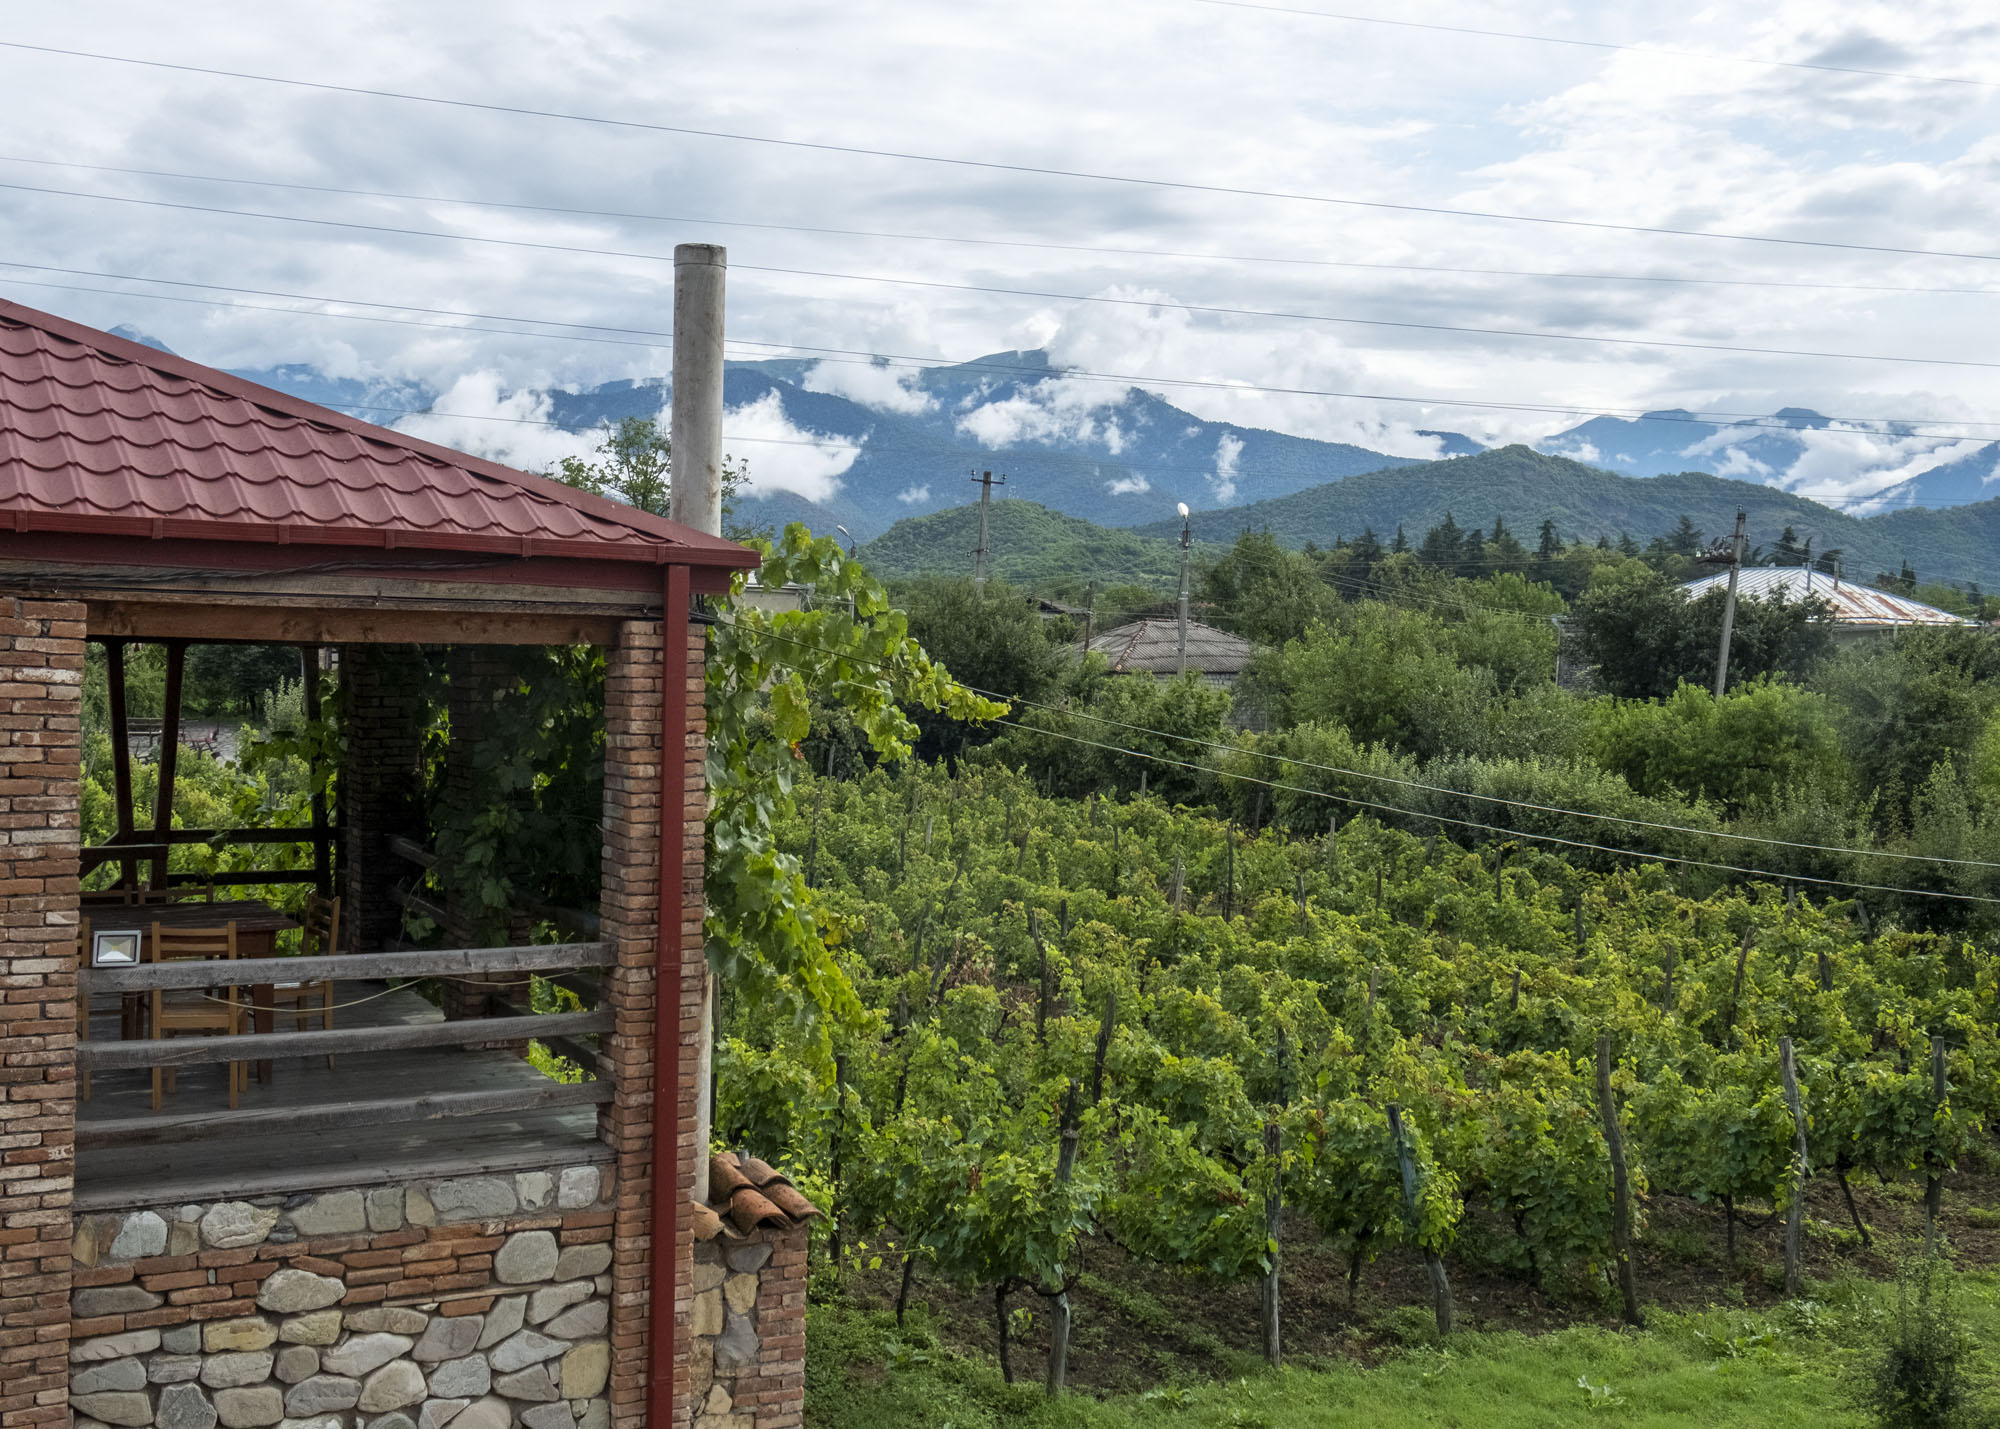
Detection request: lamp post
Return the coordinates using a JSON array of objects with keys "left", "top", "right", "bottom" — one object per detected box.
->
[{"left": 1176, "top": 502, "right": 1192, "bottom": 676}]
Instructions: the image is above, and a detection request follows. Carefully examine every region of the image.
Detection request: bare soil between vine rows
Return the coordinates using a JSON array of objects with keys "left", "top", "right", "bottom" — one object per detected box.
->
[{"left": 830, "top": 1161, "right": 2000, "bottom": 1397}]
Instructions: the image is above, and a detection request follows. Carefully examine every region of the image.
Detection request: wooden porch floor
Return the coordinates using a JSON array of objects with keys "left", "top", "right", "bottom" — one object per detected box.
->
[{"left": 76, "top": 980, "right": 608, "bottom": 1210}]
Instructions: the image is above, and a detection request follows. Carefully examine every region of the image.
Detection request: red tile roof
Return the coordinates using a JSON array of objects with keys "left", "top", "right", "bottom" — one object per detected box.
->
[
  {"left": 692, "top": 1152, "right": 822, "bottom": 1242},
  {"left": 0, "top": 300, "right": 755, "bottom": 570}
]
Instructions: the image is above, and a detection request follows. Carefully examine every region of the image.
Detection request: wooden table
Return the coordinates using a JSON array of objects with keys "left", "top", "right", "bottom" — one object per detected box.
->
[{"left": 84, "top": 899, "right": 302, "bottom": 1083}]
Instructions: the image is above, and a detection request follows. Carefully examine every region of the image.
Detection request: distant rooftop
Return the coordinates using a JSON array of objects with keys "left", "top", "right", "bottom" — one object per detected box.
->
[
  {"left": 1680, "top": 567, "right": 1975, "bottom": 629},
  {"left": 1087, "top": 617, "right": 1252, "bottom": 675}
]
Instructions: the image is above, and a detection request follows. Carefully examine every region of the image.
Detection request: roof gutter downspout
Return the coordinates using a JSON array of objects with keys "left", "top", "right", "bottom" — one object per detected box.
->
[{"left": 649, "top": 561, "right": 692, "bottom": 1429}]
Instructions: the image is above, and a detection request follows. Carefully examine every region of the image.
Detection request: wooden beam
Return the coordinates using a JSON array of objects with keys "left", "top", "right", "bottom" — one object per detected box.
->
[
  {"left": 88, "top": 601, "right": 622, "bottom": 647},
  {"left": 302, "top": 645, "right": 332, "bottom": 898},
  {"left": 78, "top": 1009, "right": 611, "bottom": 1071},
  {"left": 86, "top": 940, "right": 612, "bottom": 993},
  {"left": 77, "top": 1081, "right": 613, "bottom": 1149},
  {"left": 150, "top": 640, "right": 186, "bottom": 889},
  {"left": 389, "top": 837, "right": 438, "bottom": 869},
  {"left": 105, "top": 639, "right": 136, "bottom": 888}
]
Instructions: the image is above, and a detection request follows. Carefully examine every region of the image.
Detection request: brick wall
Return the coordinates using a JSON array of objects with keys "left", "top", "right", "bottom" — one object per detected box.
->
[
  {"left": 336, "top": 644, "right": 428, "bottom": 956},
  {"left": 598, "top": 618, "right": 708, "bottom": 1427},
  {"left": 0, "top": 596, "right": 84, "bottom": 1429}
]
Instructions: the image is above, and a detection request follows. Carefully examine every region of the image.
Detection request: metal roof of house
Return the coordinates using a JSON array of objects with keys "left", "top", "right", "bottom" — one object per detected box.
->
[
  {"left": 1680, "top": 567, "right": 1976, "bottom": 629},
  {"left": 0, "top": 300, "right": 754, "bottom": 572},
  {"left": 1087, "top": 617, "right": 1252, "bottom": 674}
]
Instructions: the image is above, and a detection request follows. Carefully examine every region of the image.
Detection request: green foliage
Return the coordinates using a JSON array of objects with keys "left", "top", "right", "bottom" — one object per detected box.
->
[
  {"left": 1572, "top": 563, "right": 1834, "bottom": 699},
  {"left": 894, "top": 577, "right": 1069, "bottom": 760},
  {"left": 549, "top": 414, "right": 758, "bottom": 536},
  {"left": 1589, "top": 680, "right": 1848, "bottom": 814},
  {"left": 860, "top": 499, "right": 1182, "bottom": 589},
  {"left": 1859, "top": 1257, "right": 1988, "bottom": 1429}
]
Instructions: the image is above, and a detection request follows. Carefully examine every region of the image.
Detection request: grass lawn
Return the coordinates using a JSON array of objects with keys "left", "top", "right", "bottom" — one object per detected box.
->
[{"left": 805, "top": 1270, "right": 2000, "bottom": 1428}]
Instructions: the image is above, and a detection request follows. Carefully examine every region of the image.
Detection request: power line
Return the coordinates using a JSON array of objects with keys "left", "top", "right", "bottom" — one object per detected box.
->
[
  {"left": 11, "top": 178, "right": 2000, "bottom": 372},
  {"left": 3, "top": 39, "right": 1998, "bottom": 263},
  {"left": 1181, "top": 0, "right": 2000, "bottom": 90},
  {"left": 6, "top": 153, "right": 1998, "bottom": 300},
  {"left": 15, "top": 259, "right": 2000, "bottom": 441},
  {"left": 732, "top": 261, "right": 2000, "bottom": 372},
  {"left": 8, "top": 180, "right": 2000, "bottom": 374},
  {"left": 717, "top": 614, "right": 2000, "bottom": 898}
]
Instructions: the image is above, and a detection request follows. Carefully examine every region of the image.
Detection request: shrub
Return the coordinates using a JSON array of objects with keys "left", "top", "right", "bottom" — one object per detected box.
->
[{"left": 1859, "top": 1256, "right": 1986, "bottom": 1429}]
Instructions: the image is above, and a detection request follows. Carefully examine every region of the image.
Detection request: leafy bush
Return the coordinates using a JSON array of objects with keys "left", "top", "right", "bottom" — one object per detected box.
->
[{"left": 1859, "top": 1256, "right": 1987, "bottom": 1429}]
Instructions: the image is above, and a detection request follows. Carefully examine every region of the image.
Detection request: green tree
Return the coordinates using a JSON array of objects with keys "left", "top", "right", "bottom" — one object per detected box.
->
[
  {"left": 551, "top": 415, "right": 760, "bottom": 538},
  {"left": 1199, "top": 529, "right": 1335, "bottom": 647},
  {"left": 1572, "top": 562, "right": 1833, "bottom": 699},
  {"left": 896, "top": 577, "right": 1067, "bottom": 761},
  {"left": 1588, "top": 678, "right": 1848, "bottom": 815}
]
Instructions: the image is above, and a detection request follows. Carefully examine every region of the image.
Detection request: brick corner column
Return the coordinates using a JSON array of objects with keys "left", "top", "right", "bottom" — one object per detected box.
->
[
  {"left": 599, "top": 614, "right": 710, "bottom": 1428},
  {"left": 0, "top": 595, "right": 84, "bottom": 1428}
]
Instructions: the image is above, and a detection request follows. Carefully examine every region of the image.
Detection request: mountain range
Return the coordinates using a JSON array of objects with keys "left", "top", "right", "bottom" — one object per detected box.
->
[
  {"left": 99, "top": 325, "right": 2000, "bottom": 581},
  {"left": 113, "top": 324, "right": 1992, "bottom": 540},
  {"left": 861, "top": 448, "right": 2000, "bottom": 594}
]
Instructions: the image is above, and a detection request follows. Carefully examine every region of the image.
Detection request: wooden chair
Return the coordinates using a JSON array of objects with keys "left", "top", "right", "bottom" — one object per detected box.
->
[
  {"left": 149, "top": 922, "right": 246, "bottom": 1111},
  {"left": 270, "top": 895, "right": 340, "bottom": 1068}
]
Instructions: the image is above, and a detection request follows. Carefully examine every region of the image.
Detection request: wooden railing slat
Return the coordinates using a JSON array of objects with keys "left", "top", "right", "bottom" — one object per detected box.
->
[
  {"left": 77, "top": 1009, "right": 611, "bottom": 1070},
  {"left": 85, "top": 941, "right": 612, "bottom": 993},
  {"left": 77, "top": 1081, "right": 612, "bottom": 1149}
]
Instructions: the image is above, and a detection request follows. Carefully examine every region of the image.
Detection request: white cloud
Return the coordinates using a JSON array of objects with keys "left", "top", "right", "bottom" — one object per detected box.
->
[
  {"left": 392, "top": 373, "right": 595, "bottom": 474},
  {"left": 953, "top": 376, "right": 1133, "bottom": 453},
  {"left": 722, "top": 391, "right": 859, "bottom": 505},
  {"left": 1106, "top": 473, "right": 1151, "bottom": 495},
  {"left": 1210, "top": 433, "right": 1243, "bottom": 505},
  {"left": 896, "top": 484, "right": 931, "bottom": 504},
  {"left": 801, "top": 358, "right": 935, "bottom": 415}
]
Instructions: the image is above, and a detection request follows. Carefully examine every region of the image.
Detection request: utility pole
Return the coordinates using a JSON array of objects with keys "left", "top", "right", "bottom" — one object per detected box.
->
[
  {"left": 668, "top": 244, "right": 726, "bottom": 537},
  {"left": 671, "top": 243, "right": 724, "bottom": 1208},
  {"left": 1710, "top": 509, "right": 1746, "bottom": 697},
  {"left": 971, "top": 469, "right": 1005, "bottom": 591},
  {"left": 1176, "top": 501, "right": 1192, "bottom": 675}
]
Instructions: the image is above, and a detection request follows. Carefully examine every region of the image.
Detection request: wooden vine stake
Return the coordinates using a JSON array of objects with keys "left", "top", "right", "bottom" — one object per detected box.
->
[
  {"left": 827, "top": 1053, "right": 847, "bottom": 1280},
  {"left": 1261, "top": 1118, "right": 1283, "bottom": 1368},
  {"left": 1170, "top": 853, "right": 1186, "bottom": 915},
  {"left": 1031, "top": 910, "right": 1050, "bottom": 1045},
  {"left": 1926, "top": 1036, "right": 1947, "bottom": 1252},
  {"left": 1595, "top": 1034, "right": 1644, "bottom": 1327},
  {"left": 1778, "top": 1036, "right": 1808, "bottom": 1298},
  {"left": 1044, "top": 1080, "right": 1083, "bottom": 1396},
  {"left": 1386, "top": 1103, "right": 1453, "bottom": 1335},
  {"left": 1295, "top": 872, "right": 1308, "bottom": 930},
  {"left": 1725, "top": 928, "right": 1754, "bottom": 1046}
]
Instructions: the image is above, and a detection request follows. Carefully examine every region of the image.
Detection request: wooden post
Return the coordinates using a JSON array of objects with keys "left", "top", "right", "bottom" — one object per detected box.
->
[
  {"left": 1595, "top": 1034, "right": 1644, "bottom": 1327},
  {"left": 1045, "top": 1080, "right": 1082, "bottom": 1396},
  {"left": 1224, "top": 825, "right": 1236, "bottom": 921},
  {"left": 828, "top": 1054, "right": 847, "bottom": 1279},
  {"left": 1387, "top": 1104, "right": 1452, "bottom": 1335},
  {"left": 1574, "top": 896, "right": 1586, "bottom": 955},
  {"left": 1170, "top": 853, "right": 1185, "bottom": 914},
  {"left": 301, "top": 645, "right": 332, "bottom": 899},
  {"left": 1261, "top": 1118, "right": 1282, "bottom": 1368},
  {"left": 1779, "top": 1036, "right": 1808, "bottom": 1297},
  {"left": 1090, "top": 990, "right": 1116, "bottom": 1107},
  {"left": 1033, "top": 911, "right": 1050, "bottom": 1045},
  {"left": 1726, "top": 927, "right": 1754, "bottom": 1045},
  {"left": 149, "top": 641, "right": 186, "bottom": 889},
  {"left": 1325, "top": 814, "right": 1339, "bottom": 880},
  {"left": 105, "top": 639, "right": 137, "bottom": 889},
  {"left": 1508, "top": 968, "right": 1522, "bottom": 1013},
  {"left": 1296, "top": 871, "right": 1307, "bottom": 929},
  {"left": 1926, "top": 1037, "right": 1947, "bottom": 1252}
]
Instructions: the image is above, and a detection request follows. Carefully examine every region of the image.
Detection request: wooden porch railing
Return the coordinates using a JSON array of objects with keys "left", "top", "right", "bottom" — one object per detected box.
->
[{"left": 75, "top": 941, "right": 613, "bottom": 1150}]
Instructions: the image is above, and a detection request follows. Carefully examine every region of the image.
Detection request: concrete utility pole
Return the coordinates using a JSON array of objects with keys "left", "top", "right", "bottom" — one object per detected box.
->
[
  {"left": 1176, "top": 502, "right": 1192, "bottom": 675},
  {"left": 971, "top": 469, "right": 1005, "bottom": 591},
  {"left": 669, "top": 243, "right": 727, "bottom": 537},
  {"left": 670, "top": 242, "right": 725, "bottom": 1205},
  {"left": 1712, "top": 508, "right": 1747, "bottom": 697}
]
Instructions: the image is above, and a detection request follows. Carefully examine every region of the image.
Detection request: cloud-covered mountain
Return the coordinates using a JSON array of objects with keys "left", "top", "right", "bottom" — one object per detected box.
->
[
  {"left": 1537, "top": 409, "right": 2000, "bottom": 512},
  {"left": 226, "top": 345, "right": 1999, "bottom": 542}
]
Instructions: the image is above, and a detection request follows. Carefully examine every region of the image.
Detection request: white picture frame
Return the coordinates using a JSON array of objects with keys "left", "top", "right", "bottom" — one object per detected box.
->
[{"left": 91, "top": 929, "right": 142, "bottom": 968}]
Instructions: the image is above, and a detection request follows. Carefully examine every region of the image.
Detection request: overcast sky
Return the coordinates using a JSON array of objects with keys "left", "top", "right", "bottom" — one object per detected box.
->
[{"left": 2, "top": 1, "right": 1997, "bottom": 507}]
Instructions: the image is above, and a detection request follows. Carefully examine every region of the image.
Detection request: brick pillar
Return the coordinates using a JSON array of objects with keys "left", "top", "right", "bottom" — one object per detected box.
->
[
  {"left": 0, "top": 597, "right": 84, "bottom": 1428},
  {"left": 598, "top": 614, "right": 708, "bottom": 1428},
  {"left": 337, "top": 644, "right": 428, "bottom": 954}
]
